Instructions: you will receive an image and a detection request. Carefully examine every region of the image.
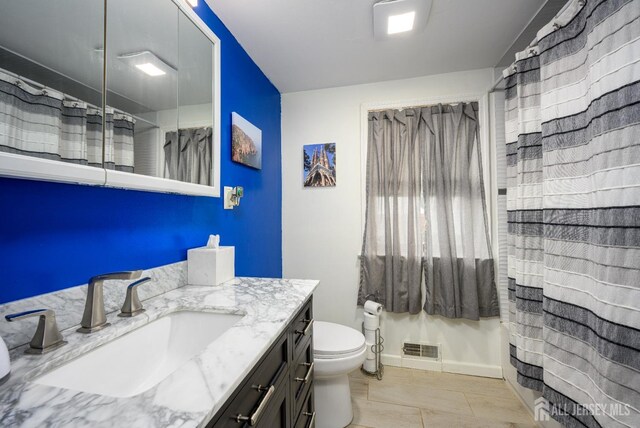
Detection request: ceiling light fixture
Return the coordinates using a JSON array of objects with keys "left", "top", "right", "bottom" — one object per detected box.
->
[
  {"left": 118, "top": 51, "right": 177, "bottom": 78},
  {"left": 373, "top": 0, "right": 432, "bottom": 40},
  {"left": 135, "top": 63, "right": 166, "bottom": 77},
  {"left": 387, "top": 11, "right": 415, "bottom": 34}
]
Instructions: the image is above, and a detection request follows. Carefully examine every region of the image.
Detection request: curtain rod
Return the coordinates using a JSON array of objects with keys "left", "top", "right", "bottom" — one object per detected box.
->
[{"left": 367, "top": 100, "right": 478, "bottom": 113}]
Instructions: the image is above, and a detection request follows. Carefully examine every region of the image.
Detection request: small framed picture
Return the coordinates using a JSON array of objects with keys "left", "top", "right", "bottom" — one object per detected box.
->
[
  {"left": 231, "top": 112, "right": 262, "bottom": 169},
  {"left": 303, "top": 143, "right": 336, "bottom": 187}
]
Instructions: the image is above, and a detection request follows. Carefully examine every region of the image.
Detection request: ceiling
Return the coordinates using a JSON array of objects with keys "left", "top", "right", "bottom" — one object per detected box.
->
[{"left": 207, "top": 0, "right": 547, "bottom": 93}]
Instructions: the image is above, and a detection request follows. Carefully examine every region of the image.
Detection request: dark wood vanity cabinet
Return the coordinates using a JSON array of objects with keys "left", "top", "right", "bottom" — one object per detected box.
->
[{"left": 207, "top": 297, "right": 315, "bottom": 428}]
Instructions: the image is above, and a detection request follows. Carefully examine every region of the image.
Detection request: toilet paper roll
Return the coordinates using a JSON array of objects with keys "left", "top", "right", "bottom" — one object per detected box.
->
[
  {"left": 365, "top": 343, "right": 374, "bottom": 360},
  {"left": 364, "top": 329, "right": 376, "bottom": 344},
  {"left": 364, "top": 300, "right": 383, "bottom": 315},
  {"left": 363, "top": 357, "right": 377, "bottom": 373},
  {"left": 363, "top": 312, "right": 379, "bottom": 331}
]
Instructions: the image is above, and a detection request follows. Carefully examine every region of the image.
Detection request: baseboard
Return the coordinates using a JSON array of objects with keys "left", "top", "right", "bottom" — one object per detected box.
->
[
  {"left": 381, "top": 353, "right": 503, "bottom": 378},
  {"left": 442, "top": 361, "right": 503, "bottom": 378}
]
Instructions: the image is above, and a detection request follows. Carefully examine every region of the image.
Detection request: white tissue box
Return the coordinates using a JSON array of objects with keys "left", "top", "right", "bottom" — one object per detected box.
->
[{"left": 187, "top": 246, "right": 235, "bottom": 286}]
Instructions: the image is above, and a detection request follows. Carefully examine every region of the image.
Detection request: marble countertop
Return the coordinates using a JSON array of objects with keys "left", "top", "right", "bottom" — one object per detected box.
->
[{"left": 0, "top": 277, "right": 318, "bottom": 428}]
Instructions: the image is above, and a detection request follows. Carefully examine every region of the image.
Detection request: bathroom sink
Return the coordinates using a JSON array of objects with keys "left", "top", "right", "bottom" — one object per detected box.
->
[{"left": 34, "top": 311, "right": 243, "bottom": 397}]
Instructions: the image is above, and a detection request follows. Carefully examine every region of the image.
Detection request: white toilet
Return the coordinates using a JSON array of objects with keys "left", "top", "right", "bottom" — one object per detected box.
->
[{"left": 313, "top": 321, "right": 367, "bottom": 428}]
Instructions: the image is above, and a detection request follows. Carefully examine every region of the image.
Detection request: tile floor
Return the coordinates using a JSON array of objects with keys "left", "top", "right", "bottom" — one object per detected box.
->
[{"left": 346, "top": 366, "right": 537, "bottom": 428}]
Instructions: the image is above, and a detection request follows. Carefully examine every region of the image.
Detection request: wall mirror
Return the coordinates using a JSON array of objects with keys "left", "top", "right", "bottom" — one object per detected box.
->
[
  {"left": 0, "top": 0, "right": 221, "bottom": 197},
  {"left": 0, "top": 0, "right": 106, "bottom": 185}
]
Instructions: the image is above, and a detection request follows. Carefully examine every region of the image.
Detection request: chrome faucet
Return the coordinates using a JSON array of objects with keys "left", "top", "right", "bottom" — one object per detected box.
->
[
  {"left": 118, "top": 277, "right": 151, "bottom": 317},
  {"left": 5, "top": 309, "right": 67, "bottom": 354},
  {"left": 78, "top": 270, "right": 142, "bottom": 334}
]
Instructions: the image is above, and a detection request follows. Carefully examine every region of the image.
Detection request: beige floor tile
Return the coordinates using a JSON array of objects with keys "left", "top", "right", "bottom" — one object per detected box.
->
[
  {"left": 380, "top": 366, "right": 430, "bottom": 382},
  {"left": 369, "top": 381, "right": 473, "bottom": 415},
  {"left": 348, "top": 367, "right": 534, "bottom": 428},
  {"left": 379, "top": 367, "right": 513, "bottom": 399},
  {"left": 349, "top": 369, "right": 372, "bottom": 384},
  {"left": 351, "top": 398, "right": 423, "bottom": 428},
  {"left": 465, "top": 392, "right": 534, "bottom": 424},
  {"left": 421, "top": 408, "right": 537, "bottom": 428},
  {"left": 350, "top": 377, "right": 369, "bottom": 400},
  {"left": 425, "top": 372, "right": 513, "bottom": 399}
]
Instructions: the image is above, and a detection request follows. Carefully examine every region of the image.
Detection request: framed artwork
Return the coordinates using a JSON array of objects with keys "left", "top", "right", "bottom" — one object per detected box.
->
[
  {"left": 231, "top": 112, "right": 262, "bottom": 169},
  {"left": 303, "top": 143, "right": 336, "bottom": 187}
]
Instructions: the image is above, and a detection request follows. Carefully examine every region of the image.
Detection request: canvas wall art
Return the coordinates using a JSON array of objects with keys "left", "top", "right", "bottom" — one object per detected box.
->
[
  {"left": 303, "top": 143, "right": 336, "bottom": 187},
  {"left": 231, "top": 112, "right": 262, "bottom": 169}
]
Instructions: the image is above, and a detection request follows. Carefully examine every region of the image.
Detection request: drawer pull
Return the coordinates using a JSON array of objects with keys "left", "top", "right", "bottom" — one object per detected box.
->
[
  {"left": 235, "top": 385, "right": 275, "bottom": 425},
  {"left": 303, "top": 411, "right": 316, "bottom": 428},
  {"left": 296, "top": 319, "right": 314, "bottom": 336},
  {"left": 295, "top": 362, "right": 314, "bottom": 384}
]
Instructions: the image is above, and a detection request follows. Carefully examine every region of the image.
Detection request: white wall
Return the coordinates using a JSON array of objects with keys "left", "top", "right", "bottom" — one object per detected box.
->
[{"left": 282, "top": 68, "right": 504, "bottom": 377}]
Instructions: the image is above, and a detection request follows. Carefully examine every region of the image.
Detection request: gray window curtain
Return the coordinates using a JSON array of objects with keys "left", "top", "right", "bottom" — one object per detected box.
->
[
  {"left": 164, "top": 126, "right": 212, "bottom": 186},
  {"left": 422, "top": 104, "right": 498, "bottom": 320},
  {"left": 358, "top": 103, "right": 498, "bottom": 320},
  {"left": 358, "top": 109, "right": 424, "bottom": 314},
  {"left": 505, "top": 0, "right": 640, "bottom": 426}
]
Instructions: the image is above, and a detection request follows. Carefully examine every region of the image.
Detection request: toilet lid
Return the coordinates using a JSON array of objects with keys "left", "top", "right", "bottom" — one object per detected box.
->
[{"left": 313, "top": 321, "right": 366, "bottom": 357}]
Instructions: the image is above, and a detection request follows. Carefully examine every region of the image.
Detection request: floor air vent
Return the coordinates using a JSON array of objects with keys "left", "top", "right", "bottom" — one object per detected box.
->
[{"left": 402, "top": 342, "right": 439, "bottom": 359}]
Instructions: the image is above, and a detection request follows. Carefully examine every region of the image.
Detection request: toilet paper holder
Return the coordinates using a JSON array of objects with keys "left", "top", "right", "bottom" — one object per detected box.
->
[
  {"left": 360, "top": 325, "right": 384, "bottom": 380},
  {"left": 361, "top": 293, "right": 384, "bottom": 380}
]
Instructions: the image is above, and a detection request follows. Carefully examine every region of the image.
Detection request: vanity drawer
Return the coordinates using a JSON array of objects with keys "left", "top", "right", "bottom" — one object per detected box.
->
[
  {"left": 208, "top": 330, "right": 289, "bottom": 428},
  {"left": 291, "top": 339, "right": 314, "bottom": 418},
  {"left": 294, "top": 387, "right": 315, "bottom": 428},
  {"left": 254, "top": 377, "right": 290, "bottom": 428},
  {"left": 291, "top": 299, "right": 313, "bottom": 360}
]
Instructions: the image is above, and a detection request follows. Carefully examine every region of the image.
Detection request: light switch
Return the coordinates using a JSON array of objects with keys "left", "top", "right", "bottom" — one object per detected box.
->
[
  {"left": 224, "top": 186, "right": 244, "bottom": 209},
  {"left": 224, "top": 186, "right": 234, "bottom": 209}
]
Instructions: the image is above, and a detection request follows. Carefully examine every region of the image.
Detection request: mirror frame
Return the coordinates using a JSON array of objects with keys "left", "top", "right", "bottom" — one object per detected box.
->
[{"left": 0, "top": 0, "right": 221, "bottom": 198}]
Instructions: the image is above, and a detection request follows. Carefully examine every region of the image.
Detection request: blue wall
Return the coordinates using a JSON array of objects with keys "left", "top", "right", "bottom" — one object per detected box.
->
[{"left": 0, "top": 3, "right": 282, "bottom": 304}]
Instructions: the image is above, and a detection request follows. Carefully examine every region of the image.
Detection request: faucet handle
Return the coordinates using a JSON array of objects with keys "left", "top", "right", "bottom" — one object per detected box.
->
[
  {"left": 118, "top": 277, "right": 151, "bottom": 318},
  {"left": 5, "top": 309, "right": 67, "bottom": 355}
]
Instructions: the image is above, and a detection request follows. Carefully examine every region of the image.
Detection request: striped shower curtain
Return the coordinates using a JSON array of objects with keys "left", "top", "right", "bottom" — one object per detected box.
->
[
  {"left": 0, "top": 69, "right": 135, "bottom": 171},
  {"left": 506, "top": 0, "right": 640, "bottom": 426}
]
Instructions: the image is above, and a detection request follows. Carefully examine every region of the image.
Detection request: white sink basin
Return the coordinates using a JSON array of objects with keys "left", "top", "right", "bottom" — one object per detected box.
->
[{"left": 34, "top": 311, "right": 243, "bottom": 397}]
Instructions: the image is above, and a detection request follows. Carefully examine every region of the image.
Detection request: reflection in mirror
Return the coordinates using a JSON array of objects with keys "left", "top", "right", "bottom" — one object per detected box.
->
[
  {"left": 170, "top": 10, "right": 214, "bottom": 186},
  {"left": 106, "top": 0, "right": 214, "bottom": 187},
  {"left": 0, "top": 0, "right": 104, "bottom": 167},
  {"left": 106, "top": 0, "right": 178, "bottom": 176}
]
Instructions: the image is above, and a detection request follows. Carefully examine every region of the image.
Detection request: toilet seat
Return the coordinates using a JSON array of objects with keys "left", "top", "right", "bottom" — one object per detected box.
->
[{"left": 313, "top": 321, "right": 366, "bottom": 358}]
